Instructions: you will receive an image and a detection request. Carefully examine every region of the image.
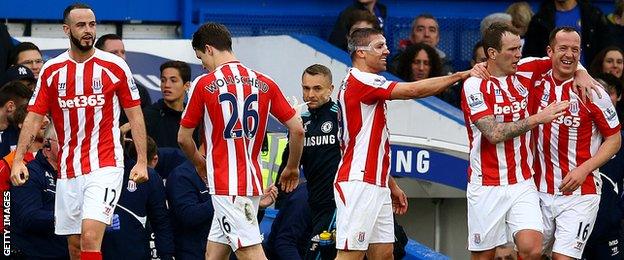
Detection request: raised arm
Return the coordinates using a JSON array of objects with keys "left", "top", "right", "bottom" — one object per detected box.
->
[{"left": 390, "top": 70, "right": 470, "bottom": 100}]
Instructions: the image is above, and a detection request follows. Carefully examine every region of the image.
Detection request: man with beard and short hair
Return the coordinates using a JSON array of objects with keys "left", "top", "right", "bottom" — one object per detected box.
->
[{"left": 10, "top": 3, "right": 149, "bottom": 260}]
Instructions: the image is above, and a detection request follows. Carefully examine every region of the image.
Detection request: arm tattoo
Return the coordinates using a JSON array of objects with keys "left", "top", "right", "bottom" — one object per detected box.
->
[
  {"left": 25, "top": 134, "right": 36, "bottom": 151},
  {"left": 474, "top": 115, "right": 532, "bottom": 144}
]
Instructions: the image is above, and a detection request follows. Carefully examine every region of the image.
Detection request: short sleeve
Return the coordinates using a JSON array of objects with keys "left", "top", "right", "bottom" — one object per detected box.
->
[
  {"left": 28, "top": 71, "right": 50, "bottom": 115},
  {"left": 268, "top": 80, "right": 296, "bottom": 123},
  {"left": 114, "top": 59, "right": 141, "bottom": 109},
  {"left": 349, "top": 69, "right": 397, "bottom": 104},
  {"left": 588, "top": 87, "right": 621, "bottom": 137},
  {"left": 517, "top": 57, "right": 552, "bottom": 84},
  {"left": 180, "top": 76, "right": 206, "bottom": 128},
  {"left": 462, "top": 77, "right": 492, "bottom": 122}
]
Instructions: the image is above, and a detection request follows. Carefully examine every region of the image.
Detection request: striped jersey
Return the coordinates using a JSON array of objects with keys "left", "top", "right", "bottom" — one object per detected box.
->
[
  {"left": 461, "top": 57, "right": 551, "bottom": 186},
  {"left": 532, "top": 71, "right": 621, "bottom": 195},
  {"left": 28, "top": 49, "right": 141, "bottom": 179},
  {"left": 335, "top": 68, "right": 397, "bottom": 187},
  {"left": 180, "top": 61, "right": 296, "bottom": 196}
]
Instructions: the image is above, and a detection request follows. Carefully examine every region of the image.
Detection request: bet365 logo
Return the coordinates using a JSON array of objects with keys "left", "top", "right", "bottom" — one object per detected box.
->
[
  {"left": 58, "top": 94, "right": 105, "bottom": 109},
  {"left": 493, "top": 99, "right": 527, "bottom": 115}
]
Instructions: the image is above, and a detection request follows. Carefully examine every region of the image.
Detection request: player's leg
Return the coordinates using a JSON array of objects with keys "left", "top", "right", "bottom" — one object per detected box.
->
[
  {"left": 55, "top": 177, "right": 84, "bottom": 260},
  {"left": 205, "top": 241, "right": 232, "bottom": 260},
  {"left": 365, "top": 187, "right": 394, "bottom": 260},
  {"left": 508, "top": 180, "right": 544, "bottom": 260},
  {"left": 538, "top": 192, "right": 557, "bottom": 257},
  {"left": 550, "top": 194, "right": 600, "bottom": 260},
  {"left": 234, "top": 244, "right": 267, "bottom": 260},
  {"left": 80, "top": 167, "right": 124, "bottom": 259},
  {"left": 466, "top": 183, "right": 509, "bottom": 259},
  {"left": 67, "top": 235, "right": 81, "bottom": 260},
  {"left": 334, "top": 181, "right": 380, "bottom": 260}
]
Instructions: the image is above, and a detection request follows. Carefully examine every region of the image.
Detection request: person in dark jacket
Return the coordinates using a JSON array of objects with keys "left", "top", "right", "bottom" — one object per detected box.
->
[
  {"left": 165, "top": 159, "right": 213, "bottom": 260},
  {"left": 583, "top": 76, "right": 624, "bottom": 259},
  {"left": 604, "top": 0, "right": 624, "bottom": 50},
  {"left": 264, "top": 182, "right": 312, "bottom": 260},
  {"left": 10, "top": 126, "right": 69, "bottom": 259},
  {"left": 328, "top": 0, "right": 386, "bottom": 51},
  {"left": 102, "top": 137, "right": 175, "bottom": 260},
  {"left": 522, "top": 0, "right": 607, "bottom": 65},
  {"left": 0, "top": 24, "right": 13, "bottom": 74},
  {"left": 143, "top": 60, "right": 199, "bottom": 147},
  {"left": 154, "top": 147, "right": 187, "bottom": 180}
]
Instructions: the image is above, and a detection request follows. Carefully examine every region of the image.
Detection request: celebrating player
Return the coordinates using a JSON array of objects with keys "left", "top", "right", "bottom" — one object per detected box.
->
[{"left": 532, "top": 27, "right": 621, "bottom": 260}]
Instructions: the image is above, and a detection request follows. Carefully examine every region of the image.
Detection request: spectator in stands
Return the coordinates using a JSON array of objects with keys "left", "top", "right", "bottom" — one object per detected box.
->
[
  {"left": 393, "top": 14, "right": 453, "bottom": 75},
  {"left": 605, "top": 0, "right": 624, "bottom": 50},
  {"left": 394, "top": 43, "right": 461, "bottom": 108},
  {"left": 346, "top": 10, "right": 381, "bottom": 41},
  {"left": 590, "top": 46, "right": 624, "bottom": 81},
  {"left": 0, "top": 64, "right": 37, "bottom": 90},
  {"left": 523, "top": 0, "right": 607, "bottom": 64},
  {"left": 10, "top": 121, "right": 69, "bottom": 259},
  {"left": 480, "top": 13, "right": 513, "bottom": 37},
  {"left": 0, "top": 81, "right": 32, "bottom": 158},
  {"left": 589, "top": 46, "right": 624, "bottom": 119},
  {"left": 394, "top": 43, "right": 442, "bottom": 82},
  {"left": 0, "top": 103, "right": 48, "bottom": 250},
  {"left": 102, "top": 135, "right": 175, "bottom": 260},
  {"left": 583, "top": 74, "right": 624, "bottom": 260},
  {"left": 328, "top": 0, "right": 387, "bottom": 51},
  {"left": 506, "top": 2, "right": 533, "bottom": 38},
  {"left": 265, "top": 182, "right": 311, "bottom": 260},
  {"left": 143, "top": 60, "right": 199, "bottom": 148},
  {"left": 471, "top": 41, "right": 487, "bottom": 67},
  {"left": 95, "top": 34, "right": 152, "bottom": 109},
  {"left": 166, "top": 159, "right": 213, "bottom": 260},
  {"left": 9, "top": 42, "right": 43, "bottom": 80},
  {"left": 0, "top": 24, "right": 13, "bottom": 73},
  {"left": 506, "top": 1, "right": 533, "bottom": 52},
  {"left": 494, "top": 243, "right": 517, "bottom": 260}
]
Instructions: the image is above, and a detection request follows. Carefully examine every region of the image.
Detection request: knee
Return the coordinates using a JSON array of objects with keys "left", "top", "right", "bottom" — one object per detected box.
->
[{"left": 80, "top": 230, "right": 100, "bottom": 249}]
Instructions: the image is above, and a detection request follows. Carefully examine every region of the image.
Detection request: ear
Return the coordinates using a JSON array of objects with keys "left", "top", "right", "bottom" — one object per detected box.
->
[
  {"left": 487, "top": 47, "right": 497, "bottom": 60},
  {"left": 62, "top": 24, "right": 70, "bottom": 37},
  {"left": 204, "top": 44, "right": 214, "bottom": 56},
  {"left": 183, "top": 81, "right": 191, "bottom": 91},
  {"left": 5, "top": 101, "right": 15, "bottom": 114},
  {"left": 547, "top": 45, "right": 553, "bottom": 59}
]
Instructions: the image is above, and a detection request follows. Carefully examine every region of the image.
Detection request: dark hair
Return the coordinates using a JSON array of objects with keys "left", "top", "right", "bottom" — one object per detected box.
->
[
  {"left": 302, "top": 64, "right": 332, "bottom": 82},
  {"left": 9, "top": 42, "right": 41, "bottom": 65},
  {"left": 160, "top": 60, "right": 192, "bottom": 83},
  {"left": 596, "top": 73, "right": 623, "bottom": 97},
  {"left": 472, "top": 40, "right": 485, "bottom": 62},
  {"left": 395, "top": 43, "right": 442, "bottom": 81},
  {"left": 589, "top": 46, "right": 624, "bottom": 80},
  {"left": 616, "top": 0, "right": 624, "bottom": 18},
  {"left": 347, "top": 10, "right": 381, "bottom": 33},
  {"left": 192, "top": 23, "right": 232, "bottom": 52},
  {"left": 347, "top": 28, "right": 384, "bottom": 58},
  {"left": 10, "top": 103, "right": 28, "bottom": 127},
  {"left": 482, "top": 22, "right": 518, "bottom": 59},
  {"left": 63, "top": 3, "right": 92, "bottom": 24},
  {"left": 127, "top": 136, "right": 158, "bottom": 163},
  {"left": 95, "top": 34, "right": 122, "bottom": 50},
  {"left": 548, "top": 26, "right": 579, "bottom": 47},
  {"left": 411, "top": 13, "right": 438, "bottom": 29},
  {"left": 0, "top": 81, "right": 33, "bottom": 107}
]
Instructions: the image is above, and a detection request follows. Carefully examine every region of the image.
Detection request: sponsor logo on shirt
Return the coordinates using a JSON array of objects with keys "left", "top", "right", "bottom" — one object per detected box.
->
[
  {"left": 304, "top": 135, "right": 336, "bottom": 147},
  {"left": 58, "top": 94, "right": 105, "bottom": 109},
  {"left": 494, "top": 99, "right": 527, "bottom": 115}
]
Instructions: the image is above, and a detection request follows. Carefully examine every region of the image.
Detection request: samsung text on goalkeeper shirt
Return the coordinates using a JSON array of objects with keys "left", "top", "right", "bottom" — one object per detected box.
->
[
  {"left": 3, "top": 191, "right": 10, "bottom": 256},
  {"left": 303, "top": 135, "right": 336, "bottom": 146}
]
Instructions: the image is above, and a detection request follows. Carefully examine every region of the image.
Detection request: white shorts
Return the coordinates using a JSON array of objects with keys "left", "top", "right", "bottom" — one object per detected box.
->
[
  {"left": 467, "top": 178, "right": 543, "bottom": 251},
  {"left": 55, "top": 167, "right": 124, "bottom": 235},
  {"left": 334, "top": 181, "right": 394, "bottom": 251},
  {"left": 540, "top": 193, "right": 600, "bottom": 259},
  {"left": 208, "top": 195, "right": 262, "bottom": 251}
]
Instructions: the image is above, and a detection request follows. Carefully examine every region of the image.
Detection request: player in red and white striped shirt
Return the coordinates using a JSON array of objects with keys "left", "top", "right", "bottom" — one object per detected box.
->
[
  {"left": 10, "top": 4, "right": 148, "bottom": 260},
  {"left": 461, "top": 23, "right": 570, "bottom": 260},
  {"left": 334, "top": 28, "right": 474, "bottom": 258},
  {"left": 177, "top": 23, "right": 304, "bottom": 260},
  {"left": 531, "top": 27, "right": 621, "bottom": 260}
]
